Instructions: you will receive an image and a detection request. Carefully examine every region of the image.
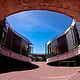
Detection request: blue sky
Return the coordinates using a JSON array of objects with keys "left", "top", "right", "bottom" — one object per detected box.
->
[{"left": 7, "top": 10, "right": 72, "bottom": 54}]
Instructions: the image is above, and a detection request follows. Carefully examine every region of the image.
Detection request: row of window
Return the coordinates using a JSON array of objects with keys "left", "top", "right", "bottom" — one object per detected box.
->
[
  {"left": 46, "top": 20, "right": 80, "bottom": 57},
  {"left": 0, "top": 20, "right": 32, "bottom": 57}
]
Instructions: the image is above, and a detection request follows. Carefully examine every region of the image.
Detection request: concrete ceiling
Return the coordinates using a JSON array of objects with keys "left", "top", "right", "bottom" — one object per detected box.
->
[{"left": 0, "top": 0, "right": 80, "bottom": 21}]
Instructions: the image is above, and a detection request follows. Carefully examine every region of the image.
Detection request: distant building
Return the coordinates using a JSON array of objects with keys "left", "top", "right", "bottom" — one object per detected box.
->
[{"left": 30, "top": 53, "right": 46, "bottom": 62}]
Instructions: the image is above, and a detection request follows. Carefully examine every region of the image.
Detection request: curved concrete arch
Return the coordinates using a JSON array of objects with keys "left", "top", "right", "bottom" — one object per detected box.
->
[{"left": 0, "top": 0, "right": 80, "bottom": 21}]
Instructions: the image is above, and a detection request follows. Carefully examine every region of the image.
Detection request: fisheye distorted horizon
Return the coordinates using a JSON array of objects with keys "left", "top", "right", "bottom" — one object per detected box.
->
[{"left": 7, "top": 10, "right": 72, "bottom": 54}]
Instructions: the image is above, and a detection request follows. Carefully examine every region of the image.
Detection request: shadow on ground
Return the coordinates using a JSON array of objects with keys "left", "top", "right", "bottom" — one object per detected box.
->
[
  {"left": 0, "top": 62, "right": 39, "bottom": 74},
  {"left": 47, "top": 62, "right": 80, "bottom": 67}
]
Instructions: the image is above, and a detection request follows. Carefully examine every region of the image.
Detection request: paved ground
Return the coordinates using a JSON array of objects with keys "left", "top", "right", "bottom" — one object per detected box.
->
[{"left": 0, "top": 62, "right": 80, "bottom": 80}]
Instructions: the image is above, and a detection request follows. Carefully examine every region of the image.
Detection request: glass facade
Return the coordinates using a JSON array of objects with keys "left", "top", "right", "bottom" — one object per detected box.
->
[
  {"left": 48, "top": 44, "right": 51, "bottom": 56},
  {"left": 75, "top": 21, "right": 80, "bottom": 39},
  {"left": 0, "top": 20, "right": 7, "bottom": 43},
  {"left": 75, "top": 21, "right": 80, "bottom": 45},
  {"left": 0, "top": 19, "right": 32, "bottom": 58},
  {"left": 66, "top": 27, "right": 76, "bottom": 51},
  {"left": 21, "top": 39, "right": 29, "bottom": 56},
  {"left": 5, "top": 28, "right": 13, "bottom": 49},
  {"left": 12, "top": 34, "right": 22, "bottom": 53},
  {"left": 57, "top": 35, "right": 68, "bottom": 54},
  {"left": 46, "top": 19, "right": 80, "bottom": 58},
  {"left": 51, "top": 40, "right": 58, "bottom": 56},
  {"left": 47, "top": 35, "right": 68, "bottom": 57}
]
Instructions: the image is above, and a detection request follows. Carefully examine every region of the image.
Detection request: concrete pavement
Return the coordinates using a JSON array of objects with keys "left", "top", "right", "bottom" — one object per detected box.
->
[{"left": 0, "top": 62, "right": 80, "bottom": 80}]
